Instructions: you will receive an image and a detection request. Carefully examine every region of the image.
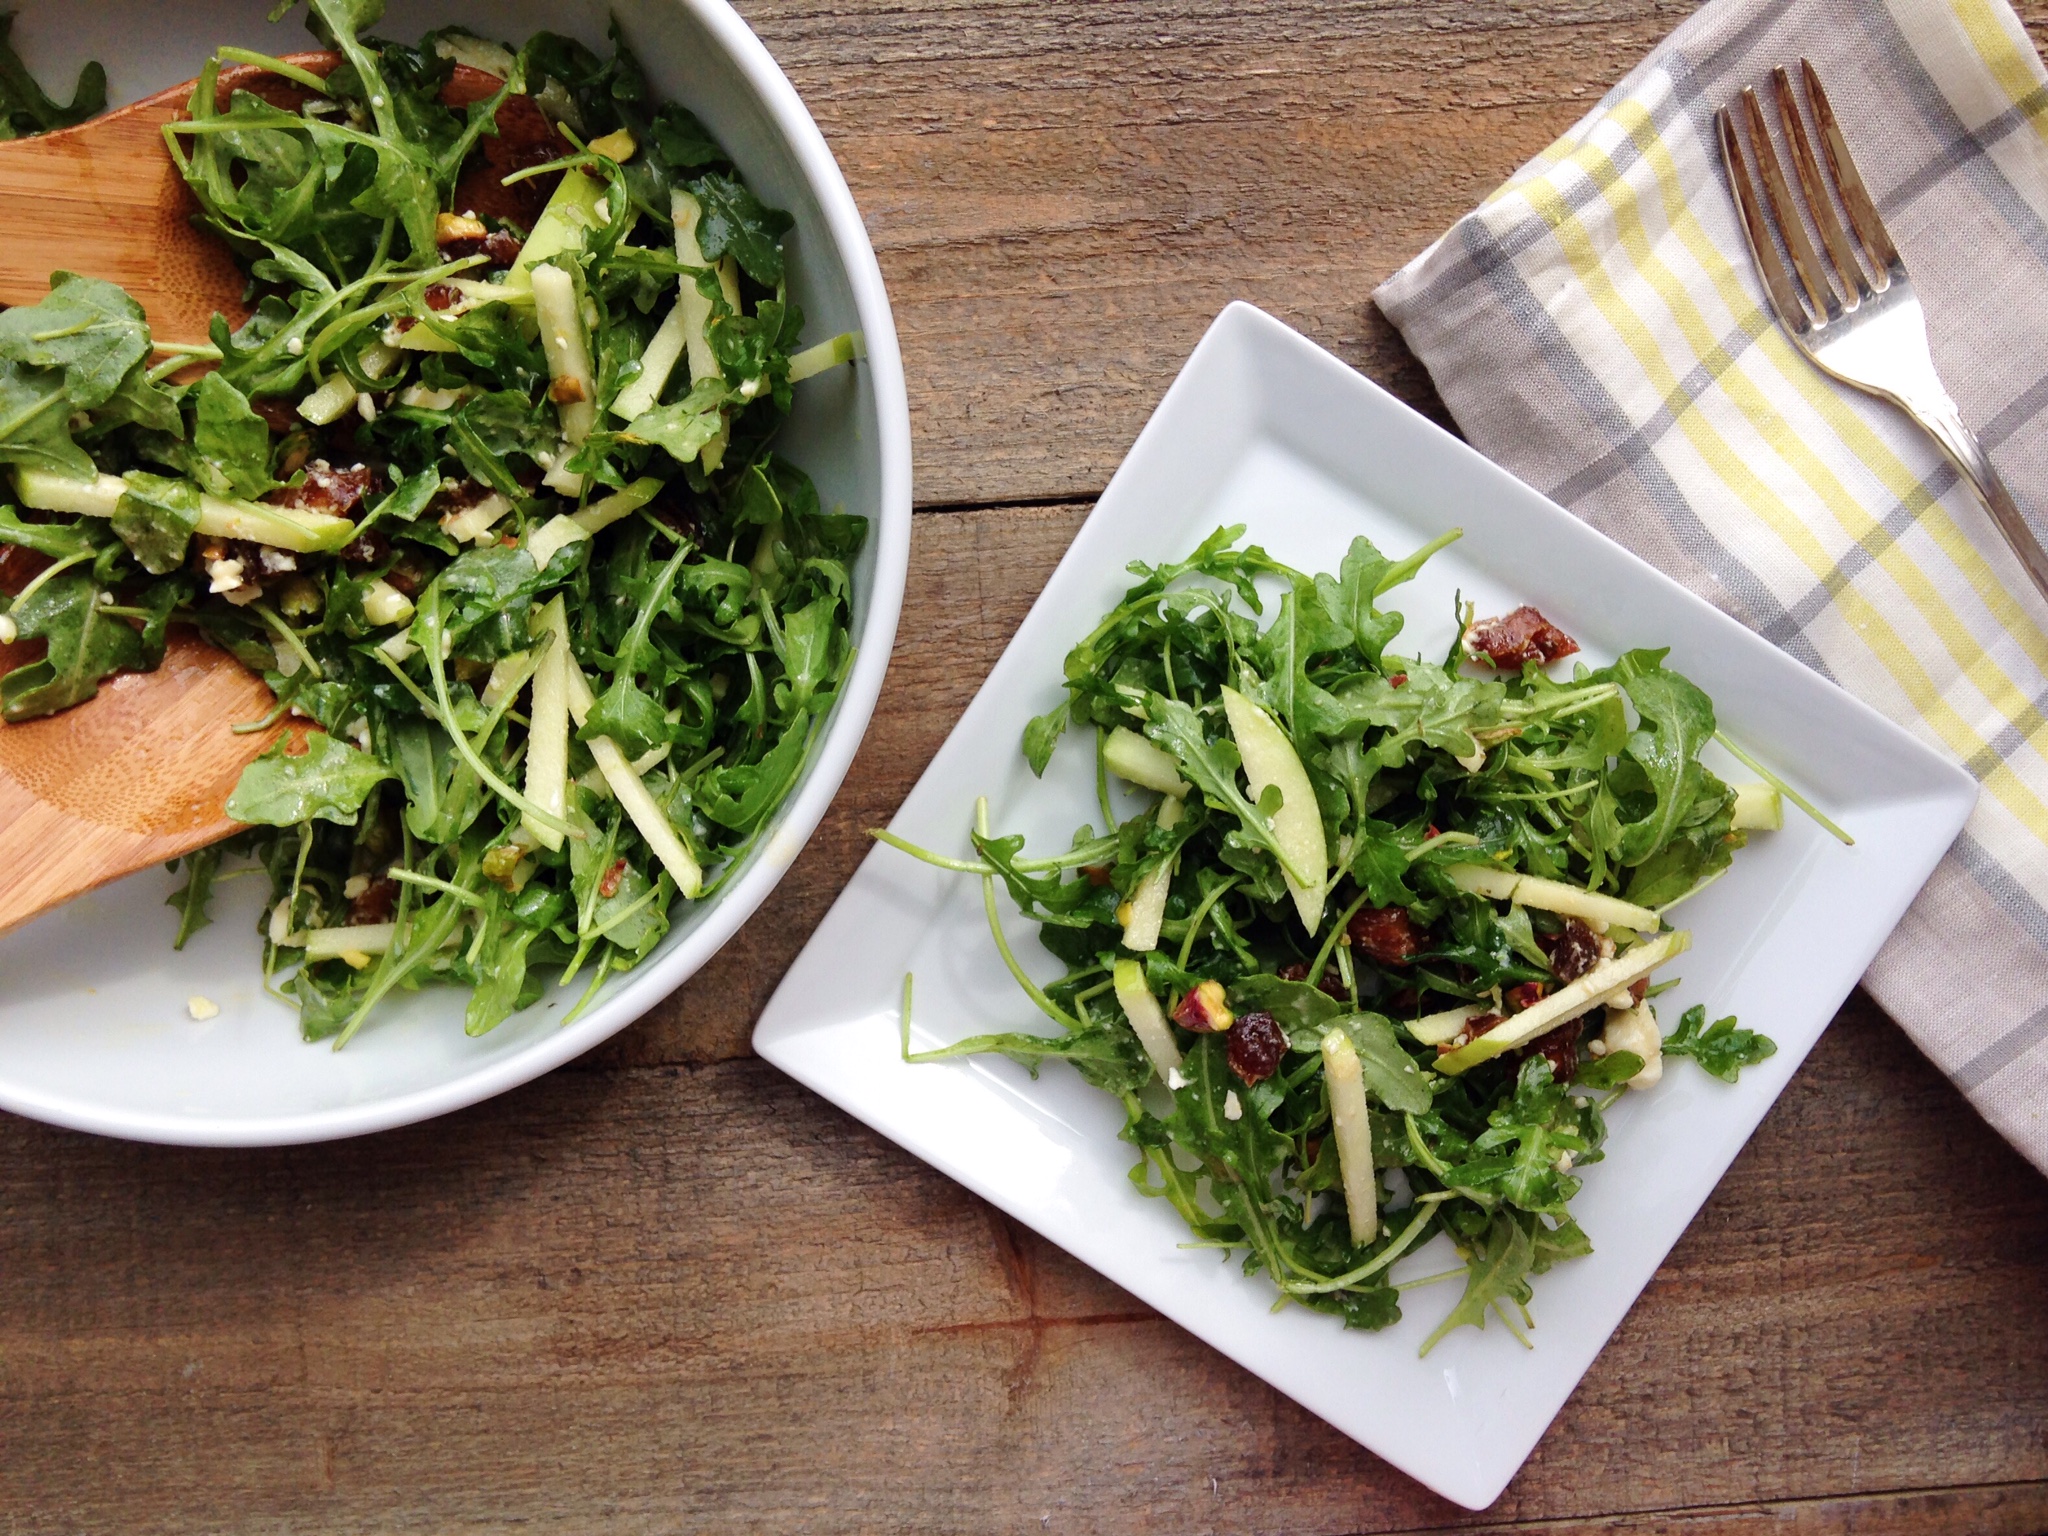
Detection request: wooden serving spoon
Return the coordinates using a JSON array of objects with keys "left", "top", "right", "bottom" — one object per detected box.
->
[{"left": 0, "top": 52, "right": 563, "bottom": 937}]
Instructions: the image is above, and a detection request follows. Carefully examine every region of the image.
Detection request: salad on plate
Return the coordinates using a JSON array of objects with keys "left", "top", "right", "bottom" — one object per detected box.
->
[
  {"left": 881, "top": 525, "right": 1817, "bottom": 1350},
  {"left": 0, "top": 2, "right": 866, "bottom": 1045}
]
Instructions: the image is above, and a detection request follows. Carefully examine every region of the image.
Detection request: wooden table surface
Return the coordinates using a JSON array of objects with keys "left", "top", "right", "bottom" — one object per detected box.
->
[{"left": 7, "top": 2, "right": 2048, "bottom": 1531}]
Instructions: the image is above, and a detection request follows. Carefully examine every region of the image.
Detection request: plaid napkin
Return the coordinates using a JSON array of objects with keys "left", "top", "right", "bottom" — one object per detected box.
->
[{"left": 1375, "top": 0, "right": 2048, "bottom": 1175}]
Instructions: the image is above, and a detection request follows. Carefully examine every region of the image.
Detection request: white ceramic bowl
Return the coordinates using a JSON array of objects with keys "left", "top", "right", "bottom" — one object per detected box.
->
[{"left": 0, "top": 0, "right": 911, "bottom": 1145}]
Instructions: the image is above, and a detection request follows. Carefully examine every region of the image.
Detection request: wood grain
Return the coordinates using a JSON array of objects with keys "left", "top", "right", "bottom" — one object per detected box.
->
[
  {"left": 0, "top": 629, "right": 281, "bottom": 936},
  {"left": 1, "top": 997, "right": 2043, "bottom": 1534},
  {"left": 9, "top": 1, "right": 2048, "bottom": 1529}
]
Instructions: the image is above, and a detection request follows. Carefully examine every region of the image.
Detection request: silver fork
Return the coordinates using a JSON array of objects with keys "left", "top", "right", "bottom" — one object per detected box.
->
[{"left": 1716, "top": 60, "right": 2048, "bottom": 602}]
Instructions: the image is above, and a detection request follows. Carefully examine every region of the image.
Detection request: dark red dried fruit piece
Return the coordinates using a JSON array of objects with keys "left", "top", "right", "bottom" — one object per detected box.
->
[
  {"left": 1504, "top": 981, "right": 1548, "bottom": 1013},
  {"left": 1540, "top": 917, "right": 1605, "bottom": 984},
  {"left": 1349, "top": 905, "right": 1425, "bottom": 966},
  {"left": 1520, "top": 1017, "right": 1585, "bottom": 1082},
  {"left": 422, "top": 282, "right": 461, "bottom": 311},
  {"left": 348, "top": 877, "right": 400, "bottom": 927},
  {"left": 250, "top": 396, "right": 300, "bottom": 434},
  {"left": 1466, "top": 605, "right": 1580, "bottom": 670},
  {"left": 339, "top": 528, "right": 390, "bottom": 567},
  {"left": 451, "top": 90, "right": 572, "bottom": 229},
  {"left": 598, "top": 859, "right": 629, "bottom": 900},
  {"left": 1276, "top": 961, "right": 1349, "bottom": 1000},
  {"left": 1227, "top": 1010, "right": 1288, "bottom": 1085},
  {"left": 1082, "top": 864, "right": 1114, "bottom": 887},
  {"left": 270, "top": 461, "right": 374, "bottom": 520},
  {"left": 483, "top": 229, "right": 525, "bottom": 267},
  {"left": 1438, "top": 1012, "right": 1506, "bottom": 1055}
]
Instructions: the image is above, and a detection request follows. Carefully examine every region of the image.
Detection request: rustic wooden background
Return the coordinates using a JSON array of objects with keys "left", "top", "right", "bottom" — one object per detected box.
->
[{"left": 7, "top": 2, "right": 2048, "bottom": 1531}]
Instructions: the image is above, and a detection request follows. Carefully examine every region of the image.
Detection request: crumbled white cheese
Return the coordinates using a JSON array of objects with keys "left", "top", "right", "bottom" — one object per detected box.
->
[
  {"left": 1166, "top": 1067, "right": 1188, "bottom": 1091},
  {"left": 0, "top": 615, "right": 16, "bottom": 644},
  {"left": 342, "top": 875, "right": 369, "bottom": 900},
  {"left": 258, "top": 547, "right": 297, "bottom": 575},
  {"left": 96, "top": 590, "right": 113, "bottom": 606},
  {"left": 356, "top": 391, "right": 378, "bottom": 423},
  {"left": 1557, "top": 1151, "right": 1574, "bottom": 1172},
  {"left": 1224, "top": 1090, "right": 1243, "bottom": 1122},
  {"left": 186, "top": 995, "right": 220, "bottom": 1021},
  {"left": 207, "top": 558, "right": 246, "bottom": 594},
  {"left": 285, "top": 335, "right": 305, "bottom": 356}
]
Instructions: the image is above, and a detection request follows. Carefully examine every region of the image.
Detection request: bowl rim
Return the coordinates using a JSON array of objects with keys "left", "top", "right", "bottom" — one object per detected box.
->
[{"left": 0, "top": 0, "right": 913, "bottom": 1146}]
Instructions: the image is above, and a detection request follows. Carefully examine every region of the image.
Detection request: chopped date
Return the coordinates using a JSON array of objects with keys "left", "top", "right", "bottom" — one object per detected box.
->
[
  {"left": 452, "top": 91, "right": 570, "bottom": 229},
  {"left": 1349, "top": 905, "right": 1425, "bottom": 965},
  {"left": 1466, "top": 605, "right": 1580, "bottom": 670},
  {"left": 1082, "top": 864, "right": 1114, "bottom": 887},
  {"left": 1227, "top": 1010, "right": 1288, "bottom": 1085},
  {"left": 597, "top": 859, "right": 629, "bottom": 900},
  {"left": 1503, "top": 981, "right": 1548, "bottom": 1013},
  {"left": 422, "top": 282, "right": 461, "bottom": 311},
  {"left": 1520, "top": 1017, "right": 1585, "bottom": 1082},
  {"left": 251, "top": 395, "right": 300, "bottom": 434},
  {"left": 1439, "top": 1013, "right": 1506, "bottom": 1054},
  {"left": 338, "top": 527, "right": 390, "bottom": 566},
  {"left": 1539, "top": 917, "right": 1607, "bottom": 984},
  {"left": 270, "top": 460, "right": 374, "bottom": 519},
  {"left": 348, "top": 876, "right": 400, "bottom": 927},
  {"left": 483, "top": 229, "right": 525, "bottom": 267}
]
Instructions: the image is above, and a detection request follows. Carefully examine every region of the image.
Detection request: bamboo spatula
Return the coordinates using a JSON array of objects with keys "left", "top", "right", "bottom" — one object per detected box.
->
[{"left": 0, "top": 52, "right": 549, "bottom": 937}]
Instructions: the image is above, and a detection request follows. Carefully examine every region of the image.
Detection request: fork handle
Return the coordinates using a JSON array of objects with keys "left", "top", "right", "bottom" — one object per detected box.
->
[{"left": 1912, "top": 399, "right": 2048, "bottom": 605}]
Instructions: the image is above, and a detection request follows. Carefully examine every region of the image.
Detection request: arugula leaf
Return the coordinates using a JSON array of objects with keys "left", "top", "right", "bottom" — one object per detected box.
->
[
  {"left": 1022, "top": 701, "right": 1070, "bottom": 776},
  {"left": 1, "top": 573, "right": 144, "bottom": 719},
  {"left": 1420, "top": 1209, "right": 1535, "bottom": 1356},
  {"left": 164, "top": 845, "right": 222, "bottom": 950},
  {"left": 391, "top": 718, "right": 485, "bottom": 843},
  {"left": 0, "top": 359, "right": 93, "bottom": 477},
  {"left": 1613, "top": 650, "right": 1718, "bottom": 866},
  {"left": 625, "top": 377, "right": 730, "bottom": 466},
  {"left": 0, "top": 14, "right": 104, "bottom": 138},
  {"left": 0, "top": 506, "right": 96, "bottom": 559},
  {"left": 112, "top": 472, "right": 202, "bottom": 575},
  {"left": 1661, "top": 1004, "right": 1777, "bottom": 1082},
  {"left": 0, "top": 272, "right": 151, "bottom": 409},
  {"left": 686, "top": 170, "right": 793, "bottom": 285},
  {"left": 226, "top": 731, "right": 395, "bottom": 826},
  {"left": 581, "top": 674, "right": 670, "bottom": 759},
  {"left": 1574, "top": 1050, "right": 1643, "bottom": 1089},
  {"left": 1334, "top": 1013, "right": 1435, "bottom": 1114},
  {"left": 1312, "top": 536, "right": 1405, "bottom": 665},
  {"left": 190, "top": 373, "right": 275, "bottom": 499}
]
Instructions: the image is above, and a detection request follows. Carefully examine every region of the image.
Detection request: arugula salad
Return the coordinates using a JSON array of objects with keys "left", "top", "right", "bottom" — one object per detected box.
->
[
  {"left": 882, "top": 527, "right": 1811, "bottom": 1350},
  {"left": 0, "top": 2, "right": 866, "bottom": 1044}
]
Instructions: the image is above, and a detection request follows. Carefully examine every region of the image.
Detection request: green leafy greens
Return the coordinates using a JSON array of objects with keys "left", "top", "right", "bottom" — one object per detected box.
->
[
  {"left": 0, "top": 9, "right": 866, "bottom": 1045},
  {"left": 883, "top": 528, "right": 1781, "bottom": 1351}
]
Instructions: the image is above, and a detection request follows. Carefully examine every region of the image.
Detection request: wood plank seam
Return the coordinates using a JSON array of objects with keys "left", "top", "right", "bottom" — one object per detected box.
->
[{"left": 1352, "top": 1477, "right": 2048, "bottom": 1536}]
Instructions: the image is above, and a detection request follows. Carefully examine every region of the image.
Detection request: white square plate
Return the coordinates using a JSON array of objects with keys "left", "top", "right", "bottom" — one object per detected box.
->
[{"left": 753, "top": 302, "right": 1976, "bottom": 1508}]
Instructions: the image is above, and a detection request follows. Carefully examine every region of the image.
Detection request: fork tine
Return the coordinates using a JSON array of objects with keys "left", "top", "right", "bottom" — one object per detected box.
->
[
  {"left": 1739, "top": 87, "right": 1842, "bottom": 322},
  {"left": 1773, "top": 65, "right": 1871, "bottom": 303},
  {"left": 1802, "top": 58, "right": 1903, "bottom": 283},
  {"left": 1717, "top": 105, "right": 1813, "bottom": 335}
]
